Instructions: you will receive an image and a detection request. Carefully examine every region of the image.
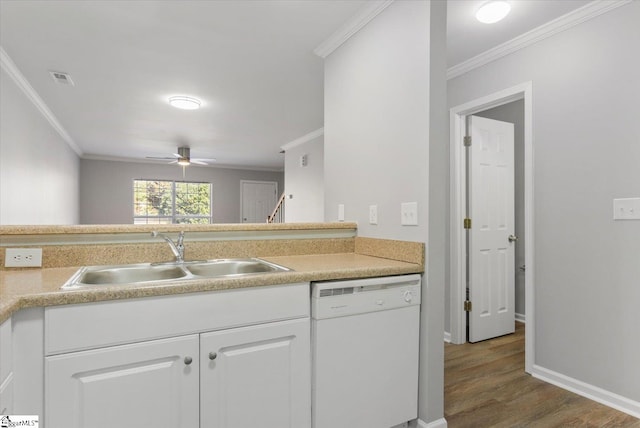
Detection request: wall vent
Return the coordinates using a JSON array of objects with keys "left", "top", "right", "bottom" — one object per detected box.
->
[{"left": 49, "top": 70, "right": 75, "bottom": 86}]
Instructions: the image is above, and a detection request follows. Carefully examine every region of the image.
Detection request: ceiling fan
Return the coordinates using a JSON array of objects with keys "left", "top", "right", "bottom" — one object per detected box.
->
[{"left": 146, "top": 147, "right": 215, "bottom": 166}]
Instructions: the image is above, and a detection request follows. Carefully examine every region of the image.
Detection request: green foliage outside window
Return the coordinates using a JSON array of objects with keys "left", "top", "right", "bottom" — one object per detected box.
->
[{"left": 134, "top": 180, "right": 212, "bottom": 224}]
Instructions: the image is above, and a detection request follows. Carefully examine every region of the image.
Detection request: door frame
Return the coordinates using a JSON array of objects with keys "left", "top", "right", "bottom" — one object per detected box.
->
[
  {"left": 240, "top": 180, "right": 278, "bottom": 223},
  {"left": 449, "top": 81, "right": 534, "bottom": 373}
]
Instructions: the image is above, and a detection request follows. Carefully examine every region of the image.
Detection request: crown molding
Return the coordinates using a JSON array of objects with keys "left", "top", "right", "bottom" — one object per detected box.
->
[
  {"left": 314, "top": 0, "right": 394, "bottom": 58},
  {"left": 447, "top": 0, "right": 632, "bottom": 80},
  {"left": 280, "top": 127, "right": 324, "bottom": 152},
  {"left": 0, "top": 46, "right": 82, "bottom": 156},
  {"left": 81, "top": 154, "right": 284, "bottom": 172}
]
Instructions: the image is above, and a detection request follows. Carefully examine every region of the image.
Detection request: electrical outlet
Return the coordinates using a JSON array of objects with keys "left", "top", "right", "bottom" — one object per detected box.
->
[
  {"left": 5, "top": 248, "right": 43, "bottom": 267},
  {"left": 338, "top": 204, "right": 345, "bottom": 221}
]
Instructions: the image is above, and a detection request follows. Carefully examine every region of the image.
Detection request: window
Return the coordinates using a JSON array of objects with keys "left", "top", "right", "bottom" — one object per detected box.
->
[{"left": 133, "top": 180, "right": 212, "bottom": 224}]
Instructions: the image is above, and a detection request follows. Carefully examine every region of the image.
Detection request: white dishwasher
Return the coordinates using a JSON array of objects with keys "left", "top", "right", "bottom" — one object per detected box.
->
[{"left": 311, "top": 274, "right": 421, "bottom": 428}]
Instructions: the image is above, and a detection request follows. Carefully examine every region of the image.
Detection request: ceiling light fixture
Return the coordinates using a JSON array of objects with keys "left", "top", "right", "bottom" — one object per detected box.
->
[
  {"left": 169, "top": 96, "right": 201, "bottom": 110},
  {"left": 475, "top": 1, "right": 511, "bottom": 24}
]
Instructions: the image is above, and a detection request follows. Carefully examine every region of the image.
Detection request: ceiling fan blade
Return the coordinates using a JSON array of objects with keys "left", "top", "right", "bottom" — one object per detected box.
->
[
  {"left": 190, "top": 159, "right": 210, "bottom": 165},
  {"left": 146, "top": 156, "right": 179, "bottom": 160},
  {"left": 192, "top": 157, "right": 216, "bottom": 163}
]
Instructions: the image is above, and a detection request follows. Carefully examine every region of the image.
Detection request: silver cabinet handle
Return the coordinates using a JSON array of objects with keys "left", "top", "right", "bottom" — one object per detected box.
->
[
  {"left": 209, "top": 352, "right": 218, "bottom": 360},
  {"left": 184, "top": 356, "right": 193, "bottom": 365},
  {"left": 508, "top": 234, "right": 518, "bottom": 243}
]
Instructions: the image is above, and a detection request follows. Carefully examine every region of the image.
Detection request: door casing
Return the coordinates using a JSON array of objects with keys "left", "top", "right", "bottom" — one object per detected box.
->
[{"left": 449, "top": 81, "right": 534, "bottom": 373}]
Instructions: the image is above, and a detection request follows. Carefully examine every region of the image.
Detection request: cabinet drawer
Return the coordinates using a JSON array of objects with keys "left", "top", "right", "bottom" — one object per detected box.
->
[{"left": 46, "top": 282, "right": 309, "bottom": 355}]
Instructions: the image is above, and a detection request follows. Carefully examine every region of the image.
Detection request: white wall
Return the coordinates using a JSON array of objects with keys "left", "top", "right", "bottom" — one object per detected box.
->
[
  {"left": 449, "top": 1, "right": 640, "bottom": 405},
  {"left": 80, "top": 159, "right": 283, "bottom": 224},
  {"left": 0, "top": 67, "right": 80, "bottom": 225},
  {"left": 284, "top": 135, "right": 324, "bottom": 222},
  {"left": 324, "top": 1, "right": 446, "bottom": 424}
]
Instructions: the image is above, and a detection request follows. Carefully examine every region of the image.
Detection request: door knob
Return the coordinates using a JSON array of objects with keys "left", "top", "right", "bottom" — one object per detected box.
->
[{"left": 508, "top": 234, "right": 518, "bottom": 243}]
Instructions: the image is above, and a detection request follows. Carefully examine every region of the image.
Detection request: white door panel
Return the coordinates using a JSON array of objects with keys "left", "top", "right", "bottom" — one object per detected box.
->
[
  {"left": 241, "top": 181, "right": 277, "bottom": 223},
  {"left": 469, "top": 115, "right": 515, "bottom": 342}
]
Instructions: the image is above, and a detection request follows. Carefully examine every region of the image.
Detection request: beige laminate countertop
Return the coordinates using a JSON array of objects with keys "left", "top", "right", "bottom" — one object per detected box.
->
[{"left": 0, "top": 253, "right": 423, "bottom": 324}]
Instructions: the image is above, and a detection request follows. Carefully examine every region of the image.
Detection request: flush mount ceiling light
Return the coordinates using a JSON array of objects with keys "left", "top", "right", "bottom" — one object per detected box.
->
[
  {"left": 168, "top": 96, "right": 201, "bottom": 110},
  {"left": 475, "top": 1, "right": 511, "bottom": 24}
]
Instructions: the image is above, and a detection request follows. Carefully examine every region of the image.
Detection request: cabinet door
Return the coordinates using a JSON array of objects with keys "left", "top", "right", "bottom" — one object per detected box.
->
[
  {"left": 0, "top": 318, "right": 12, "bottom": 414},
  {"left": 45, "top": 335, "right": 199, "bottom": 428},
  {"left": 200, "top": 318, "right": 311, "bottom": 428}
]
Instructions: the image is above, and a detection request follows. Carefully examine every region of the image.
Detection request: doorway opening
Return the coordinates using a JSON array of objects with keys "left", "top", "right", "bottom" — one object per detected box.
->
[{"left": 449, "top": 81, "right": 534, "bottom": 373}]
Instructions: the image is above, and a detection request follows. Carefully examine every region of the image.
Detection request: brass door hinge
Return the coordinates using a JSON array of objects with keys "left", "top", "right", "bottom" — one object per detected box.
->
[
  {"left": 463, "top": 136, "right": 472, "bottom": 147},
  {"left": 463, "top": 218, "right": 472, "bottom": 229},
  {"left": 464, "top": 300, "right": 472, "bottom": 312}
]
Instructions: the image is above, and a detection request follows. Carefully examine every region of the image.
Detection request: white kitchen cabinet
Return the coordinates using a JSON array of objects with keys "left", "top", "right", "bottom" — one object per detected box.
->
[
  {"left": 45, "top": 334, "right": 200, "bottom": 428},
  {"left": 200, "top": 318, "right": 310, "bottom": 428},
  {"left": 43, "top": 283, "right": 310, "bottom": 428},
  {"left": 0, "top": 317, "right": 13, "bottom": 414}
]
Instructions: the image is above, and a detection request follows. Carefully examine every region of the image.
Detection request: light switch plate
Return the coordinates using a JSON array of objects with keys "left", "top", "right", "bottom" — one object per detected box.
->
[
  {"left": 401, "top": 202, "right": 418, "bottom": 226},
  {"left": 338, "top": 204, "right": 345, "bottom": 221},
  {"left": 613, "top": 198, "right": 640, "bottom": 220},
  {"left": 369, "top": 205, "right": 378, "bottom": 225}
]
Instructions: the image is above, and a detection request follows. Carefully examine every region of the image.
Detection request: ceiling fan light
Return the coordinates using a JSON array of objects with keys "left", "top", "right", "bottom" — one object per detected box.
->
[
  {"left": 177, "top": 158, "right": 191, "bottom": 166},
  {"left": 476, "top": 1, "right": 511, "bottom": 24},
  {"left": 169, "top": 96, "right": 201, "bottom": 110}
]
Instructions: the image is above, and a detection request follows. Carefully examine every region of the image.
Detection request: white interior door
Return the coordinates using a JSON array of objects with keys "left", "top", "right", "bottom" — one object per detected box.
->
[
  {"left": 241, "top": 181, "right": 277, "bottom": 223},
  {"left": 468, "top": 115, "right": 515, "bottom": 343}
]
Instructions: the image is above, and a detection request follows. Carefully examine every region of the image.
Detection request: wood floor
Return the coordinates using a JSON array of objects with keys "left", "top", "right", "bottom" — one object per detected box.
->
[{"left": 444, "top": 323, "right": 640, "bottom": 427}]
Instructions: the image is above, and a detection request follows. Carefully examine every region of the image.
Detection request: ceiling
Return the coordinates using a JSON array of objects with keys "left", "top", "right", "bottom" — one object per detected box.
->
[{"left": 0, "top": 0, "right": 592, "bottom": 170}]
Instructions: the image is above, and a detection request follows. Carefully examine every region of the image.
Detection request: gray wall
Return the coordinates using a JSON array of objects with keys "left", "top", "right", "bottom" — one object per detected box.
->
[
  {"left": 324, "top": 1, "right": 446, "bottom": 424},
  {"left": 80, "top": 159, "right": 283, "bottom": 224},
  {"left": 448, "top": 1, "right": 640, "bottom": 403},
  {"left": 0, "top": 67, "right": 80, "bottom": 225},
  {"left": 284, "top": 136, "right": 324, "bottom": 222},
  {"left": 475, "top": 100, "right": 525, "bottom": 319}
]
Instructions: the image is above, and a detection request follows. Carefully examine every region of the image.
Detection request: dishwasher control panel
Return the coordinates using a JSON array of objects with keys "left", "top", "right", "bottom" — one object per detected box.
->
[{"left": 311, "top": 274, "right": 421, "bottom": 320}]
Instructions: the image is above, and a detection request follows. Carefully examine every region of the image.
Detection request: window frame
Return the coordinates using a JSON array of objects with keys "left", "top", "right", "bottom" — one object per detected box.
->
[{"left": 133, "top": 179, "right": 213, "bottom": 224}]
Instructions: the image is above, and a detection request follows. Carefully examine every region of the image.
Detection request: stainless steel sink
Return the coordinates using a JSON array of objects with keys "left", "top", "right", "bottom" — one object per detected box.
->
[
  {"left": 62, "top": 258, "right": 290, "bottom": 289},
  {"left": 184, "top": 259, "right": 289, "bottom": 277}
]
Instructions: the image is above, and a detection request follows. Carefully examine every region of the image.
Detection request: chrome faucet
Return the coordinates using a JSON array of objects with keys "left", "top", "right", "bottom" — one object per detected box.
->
[{"left": 151, "top": 231, "right": 185, "bottom": 263}]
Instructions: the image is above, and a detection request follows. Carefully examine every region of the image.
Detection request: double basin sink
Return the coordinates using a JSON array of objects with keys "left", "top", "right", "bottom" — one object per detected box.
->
[{"left": 62, "top": 258, "right": 290, "bottom": 289}]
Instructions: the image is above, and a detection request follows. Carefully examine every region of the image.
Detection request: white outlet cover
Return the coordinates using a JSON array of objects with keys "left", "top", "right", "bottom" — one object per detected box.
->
[
  {"left": 338, "top": 204, "right": 345, "bottom": 222},
  {"left": 5, "top": 248, "right": 43, "bottom": 267}
]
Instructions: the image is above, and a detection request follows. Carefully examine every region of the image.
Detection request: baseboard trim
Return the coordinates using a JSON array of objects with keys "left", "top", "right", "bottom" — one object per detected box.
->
[
  {"left": 443, "top": 331, "right": 451, "bottom": 343},
  {"left": 515, "top": 313, "right": 526, "bottom": 323},
  {"left": 532, "top": 365, "right": 640, "bottom": 419},
  {"left": 417, "top": 417, "right": 447, "bottom": 428}
]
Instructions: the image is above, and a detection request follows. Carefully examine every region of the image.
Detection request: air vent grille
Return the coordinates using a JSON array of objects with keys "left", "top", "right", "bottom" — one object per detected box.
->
[
  {"left": 49, "top": 71, "right": 75, "bottom": 86},
  {"left": 319, "top": 287, "right": 354, "bottom": 298}
]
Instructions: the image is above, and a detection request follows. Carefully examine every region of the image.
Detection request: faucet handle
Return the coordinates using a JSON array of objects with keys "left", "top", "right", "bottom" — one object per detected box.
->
[{"left": 177, "top": 231, "right": 185, "bottom": 246}]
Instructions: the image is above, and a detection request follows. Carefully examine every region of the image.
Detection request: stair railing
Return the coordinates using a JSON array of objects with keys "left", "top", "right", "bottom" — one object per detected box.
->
[{"left": 267, "top": 192, "right": 286, "bottom": 223}]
